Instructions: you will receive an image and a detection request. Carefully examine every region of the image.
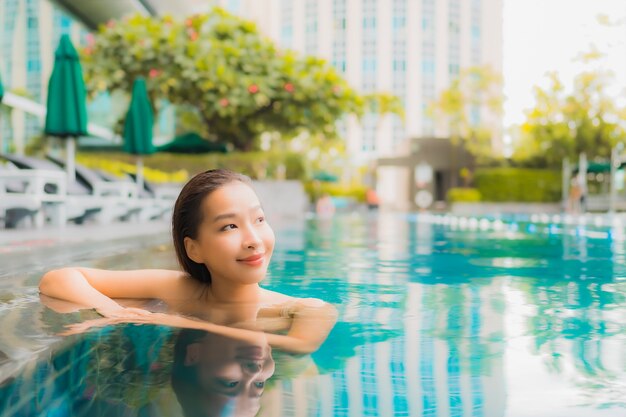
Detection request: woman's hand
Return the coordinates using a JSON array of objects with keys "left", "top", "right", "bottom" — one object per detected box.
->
[
  {"left": 57, "top": 307, "right": 155, "bottom": 336},
  {"left": 95, "top": 306, "right": 155, "bottom": 319}
]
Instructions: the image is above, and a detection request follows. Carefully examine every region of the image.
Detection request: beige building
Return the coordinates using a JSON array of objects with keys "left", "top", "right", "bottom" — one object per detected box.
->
[
  {"left": 212, "top": 0, "right": 503, "bottom": 209},
  {"left": 215, "top": 0, "right": 503, "bottom": 163}
]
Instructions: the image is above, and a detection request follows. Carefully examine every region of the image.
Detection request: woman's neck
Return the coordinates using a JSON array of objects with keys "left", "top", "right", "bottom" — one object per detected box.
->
[{"left": 207, "top": 281, "right": 263, "bottom": 305}]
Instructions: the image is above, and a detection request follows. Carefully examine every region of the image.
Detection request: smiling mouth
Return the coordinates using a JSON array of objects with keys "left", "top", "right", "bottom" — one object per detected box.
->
[{"left": 237, "top": 254, "right": 265, "bottom": 265}]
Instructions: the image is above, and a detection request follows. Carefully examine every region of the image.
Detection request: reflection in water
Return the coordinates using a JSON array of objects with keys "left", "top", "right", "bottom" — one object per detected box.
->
[
  {"left": 0, "top": 326, "right": 275, "bottom": 417},
  {"left": 0, "top": 213, "right": 624, "bottom": 416},
  {"left": 172, "top": 330, "right": 275, "bottom": 417}
]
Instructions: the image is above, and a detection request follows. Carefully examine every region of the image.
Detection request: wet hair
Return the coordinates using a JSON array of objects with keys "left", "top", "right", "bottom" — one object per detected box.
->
[{"left": 172, "top": 169, "right": 253, "bottom": 284}]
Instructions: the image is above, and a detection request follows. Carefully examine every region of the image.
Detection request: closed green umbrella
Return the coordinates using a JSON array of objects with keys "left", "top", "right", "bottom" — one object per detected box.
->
[
  {"left": 313, "top": 171, "right": 339, "bottom": 183},
  {"left": 157, "top": 132, "right": 228, "bottom": 154},
  {"left": 123, "top": 78, "right": 155, "bottom": 195},
  {"left": 44, "top": 34, "right": 88, "bottom": 185}
]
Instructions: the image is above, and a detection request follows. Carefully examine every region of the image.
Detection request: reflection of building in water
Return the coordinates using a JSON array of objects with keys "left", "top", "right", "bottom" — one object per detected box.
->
[{"left": 258, "top": 281, "right": 506, "bottom": 417}]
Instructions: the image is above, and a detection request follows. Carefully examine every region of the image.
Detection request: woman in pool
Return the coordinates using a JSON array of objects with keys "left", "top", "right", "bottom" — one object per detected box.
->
[{"left": 39, "top": 169, "right": 337, "bottom": 354}]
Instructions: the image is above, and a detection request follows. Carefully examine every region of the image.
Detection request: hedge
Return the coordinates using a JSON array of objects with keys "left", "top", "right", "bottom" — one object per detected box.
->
[
  {"left": 303, "top": 181, "right": 367, "bottom": 203},
  {"left": 78, "top": 151, "right": 306, "bottom": 181},
  {"left": 474, "top": 168, "right": 561, "bottom": 202},
  {"left": 447, "top": 187, "right": 481, "bottom": 202}
]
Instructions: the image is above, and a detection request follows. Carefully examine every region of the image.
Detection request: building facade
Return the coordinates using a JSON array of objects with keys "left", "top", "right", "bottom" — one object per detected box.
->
[
  {"left": 0, "top": 0, "right": 179, "bottom": 154},
  {"left": 0, "top": 0, "right": 90, "bottom": 153},
  {"left": 216, "top": 0, "right": 503, "bottom": 163}
]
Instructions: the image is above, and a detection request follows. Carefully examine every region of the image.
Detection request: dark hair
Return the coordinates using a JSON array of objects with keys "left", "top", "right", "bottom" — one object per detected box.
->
[{"left": 172, "top": 169, "right": 252, "bottom": 284}]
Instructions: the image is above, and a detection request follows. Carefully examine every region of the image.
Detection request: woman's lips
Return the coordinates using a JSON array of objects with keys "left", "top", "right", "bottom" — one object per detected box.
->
[{"left": 237, "top": 253, "right": 265, "bottom": 266}]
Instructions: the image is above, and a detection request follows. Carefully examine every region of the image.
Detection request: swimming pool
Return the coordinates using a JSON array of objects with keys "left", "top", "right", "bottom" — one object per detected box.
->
[{"left": 0, "top": 212, "right": 624, "bottom": 416}]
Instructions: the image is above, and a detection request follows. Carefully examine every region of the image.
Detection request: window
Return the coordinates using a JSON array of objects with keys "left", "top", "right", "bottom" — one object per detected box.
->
[{"left": 422, "top": 61, "right": 435, "bottom": 74}]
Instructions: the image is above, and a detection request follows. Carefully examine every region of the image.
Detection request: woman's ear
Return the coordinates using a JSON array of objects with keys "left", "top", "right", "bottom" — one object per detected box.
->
[
  {"left": 184, "top": 342, "right": 201, "bottom": 366},
  {"left": 184, "top": 237, "right": 203, "bottom": 263}
]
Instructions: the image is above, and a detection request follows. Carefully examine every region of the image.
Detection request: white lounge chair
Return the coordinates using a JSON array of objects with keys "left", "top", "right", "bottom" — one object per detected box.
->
[
  {"left": 46, "top": 155, "right": 142, "bottom": 223},
  {"left": 1, "top": 154, "right": 103, "bottom": 224},
  {"left": 125, "top": 173, "right": 178, "bottom": 221},
  {"left": 0, "top": 166, "right": 66, "bottom": 228}
]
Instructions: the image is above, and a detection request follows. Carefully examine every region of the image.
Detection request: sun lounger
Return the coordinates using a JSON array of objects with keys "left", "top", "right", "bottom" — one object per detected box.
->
[
  {"left": 125, "top": 172, "right": 178, "bottom": 221},
  {"left": 45, "top": 155, "right": 143, "bottom": 222},
  {"left": 0, "top": 154, "right": 102, "bottom": 224},
  {"left": 0, "top": 165, "right": 66, "bottom": 228}
]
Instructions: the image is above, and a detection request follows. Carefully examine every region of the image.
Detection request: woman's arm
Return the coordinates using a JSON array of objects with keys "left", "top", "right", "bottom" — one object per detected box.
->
[
  {"left": 264, "top": 299, "right": 338, "bottom": 354},
  {"left": 149, "top": 300, "right": 338, "bottom": 354},
  {"left": 39, "top": 267, "right": 187, "bottom": 315},
  {"left": 57, "top": 300, "right": 338, "bottom": 355}
]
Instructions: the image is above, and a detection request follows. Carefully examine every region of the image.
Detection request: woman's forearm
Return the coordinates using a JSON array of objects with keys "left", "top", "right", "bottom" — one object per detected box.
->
[{"left": 39, "top": 268, "right": 122, "bottom": 312}]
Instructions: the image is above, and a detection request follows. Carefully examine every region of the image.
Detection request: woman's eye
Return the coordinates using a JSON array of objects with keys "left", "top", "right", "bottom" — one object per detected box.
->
[
  {"left": 221, "top": 224, "right": 237, "bottom": 231},
  {"left": 219, "top": 380, "right": 239, "bottom": 388},
  {"left": 254, "top": 381, "right": 265, "bottom": 389},
  {"left": 256, "top": 216, "right": 265, "bottom": 224}
]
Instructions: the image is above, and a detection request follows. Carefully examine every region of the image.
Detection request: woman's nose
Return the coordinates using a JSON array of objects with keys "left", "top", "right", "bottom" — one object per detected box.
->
[{"left": 242, "top": 228, "right": 262, "bottom": 249}]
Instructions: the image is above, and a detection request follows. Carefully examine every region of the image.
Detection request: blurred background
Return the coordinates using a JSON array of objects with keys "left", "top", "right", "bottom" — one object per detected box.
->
[{"left": 0, "top": 0, "right": 625, "bottom": 213}]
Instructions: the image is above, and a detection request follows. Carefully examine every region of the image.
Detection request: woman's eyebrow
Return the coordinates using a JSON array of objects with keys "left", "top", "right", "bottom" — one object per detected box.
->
[
  {"left": 213, "top": 205, "right": 263, "bottom": 223},
  {"left": 213, "top": 213, "right": 237, "bottom": 223}
]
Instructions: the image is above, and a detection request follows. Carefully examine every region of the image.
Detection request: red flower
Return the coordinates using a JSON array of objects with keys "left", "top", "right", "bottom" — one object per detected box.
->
[
  {"left": 149, "top": 69, "right": 159, "bottom": 78},
  {"left": 284, "top": 83, "right": 294, "bottom": 93},
  {"left": 185, "top": 18, "right": 193, "bottom": 27},
  {"left": 85, "top": 33, "right": 95, "bottom": 46},
  {"left": 83, "top": 47, "right": 92, "bottom": 56},
  {"left": 332, "top": 85, "right": 342, "bottom": 94},
  {"left": 106, "top": 20, "right": 115, "bottom": 29},
  {"left": 248, "top": 84, "right": 259, "bottom": 94},
  {"left": 189, "top": 30, "right": 198, "bottom": 41},
  {"left": 219, "top": 98, "right": 229, "bottom": 107}
]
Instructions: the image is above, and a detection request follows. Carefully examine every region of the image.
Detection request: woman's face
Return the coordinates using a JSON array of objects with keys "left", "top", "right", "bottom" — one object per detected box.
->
[
  {"left": 183, "top": 334, "right": 275, "bottom": 417},
  {"left": 185, "top": 181, "right": 275, "bottom": 285}
]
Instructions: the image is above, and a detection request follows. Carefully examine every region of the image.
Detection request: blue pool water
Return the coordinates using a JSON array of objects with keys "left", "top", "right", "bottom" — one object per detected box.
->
[{"left": 0, "top": 213, "right": 624, "bottom": 416}]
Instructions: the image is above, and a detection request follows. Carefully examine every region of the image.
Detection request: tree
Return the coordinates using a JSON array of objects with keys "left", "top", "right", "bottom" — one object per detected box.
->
[
  {"left": 430, "top": 66, "right": 503, "bottom": 164},
  {"left": 512, "top": 71, "right": 626, "bottom": 167},
  {"left": 363, "top": 92, "right": 405, "bottom": 121},
  {"left": 82, "top": 9, "right": 367, "bottom": 151}
]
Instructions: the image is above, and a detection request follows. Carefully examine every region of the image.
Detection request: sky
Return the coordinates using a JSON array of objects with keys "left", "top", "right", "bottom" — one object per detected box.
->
[{"left": 503, "top": 0, "right": 626, "bottom": 128}]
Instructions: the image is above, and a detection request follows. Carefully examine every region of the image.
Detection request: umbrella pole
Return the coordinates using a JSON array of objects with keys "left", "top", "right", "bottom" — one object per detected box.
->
[
  {"left": 136, "top": 157, "right": 144, "bottom": 196},
  {"left": 66, "top": 137, "right": 76, "bottom": 185}
]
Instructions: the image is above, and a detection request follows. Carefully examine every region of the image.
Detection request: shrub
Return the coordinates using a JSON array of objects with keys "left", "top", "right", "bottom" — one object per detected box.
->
[
  {"left": 77, "top": 151, "right": 307, "bottom": 181},
  {"left": 303, "top": 181, "right": 368, "bottom": 203},
  {"left": 76, "top": 154, "right": 188, "bottom": 183},
  {"left": 447, "top": 187, "right": 481, "bottom": 203},
  {"left": 474, "top": 168, "right": 561, "bottom": 202}
]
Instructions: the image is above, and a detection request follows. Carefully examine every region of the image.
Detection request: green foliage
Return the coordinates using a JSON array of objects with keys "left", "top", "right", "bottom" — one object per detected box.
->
[
  {"left": 513, "top": 71, "right": 626, "bottom": 167},
  {"left": 77, "top": 153, "right": 189, "bottom": 183},
  {"left": 303, "top": 181, "right": 368, "bottom": 203},
  {"left": 474, "top": 168, "right": 561, "bottom": 202},
  {"left": 78, "top": 150, "right": 306, "bottom": 181},
  {"left": 447, "top": 187, "right": 481, "bottom": 203},
  {"left": 83, "top": 9, "right": 372, "bottom": 151},
  {"left": 430, "top": 66, "right": 503, "bottom": 164},
  {"left": 363, "top": 92, "right": 405, "bottom": 120}
]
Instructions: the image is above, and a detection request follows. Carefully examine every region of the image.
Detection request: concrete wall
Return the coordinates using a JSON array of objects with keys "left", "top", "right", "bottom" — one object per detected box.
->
[
  {"left": 451, "top": 202, "right": 561, "bottom": 216},
  {"left": 252, "top": 180, "right": 309, "bottom": 221}
]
